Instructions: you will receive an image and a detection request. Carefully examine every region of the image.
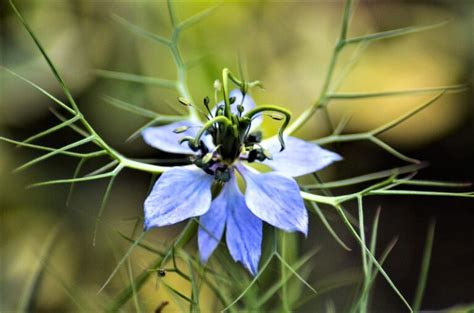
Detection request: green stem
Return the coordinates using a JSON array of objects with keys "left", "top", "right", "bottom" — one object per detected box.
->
[
  {"left": 412, "top": 220, "right": 436, "bottom": 312},
  {"left": 118, "top": 155, "right": 169, "bottom": 174},
  {"left": 280, "top": 231, "right": 291, "bottom": 312},
  {"left": 300, "top": 191, "right": 339, "bottom": 206},
  {"left": 286, "top": 0, "right": 353, "bottom": 135},
  {"left": 335, "top": 205, "right": 413, "bottom": 312},
  {"left": 108, "top": 220, "right": 197, "bottom": 312}
]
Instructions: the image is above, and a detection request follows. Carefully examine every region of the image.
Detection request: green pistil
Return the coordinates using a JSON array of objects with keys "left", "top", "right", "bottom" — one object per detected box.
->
[
  {"left": 244, "top": 105, "right": 291, "bottom": 151},
  {"left": 192, "top": 115, "right": 232, "bottom": 149}
]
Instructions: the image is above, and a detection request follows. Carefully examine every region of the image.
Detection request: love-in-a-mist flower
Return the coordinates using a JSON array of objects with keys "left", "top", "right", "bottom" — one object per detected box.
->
[{"left": 142, "top": 89, "right": 341, "bottom": 275}]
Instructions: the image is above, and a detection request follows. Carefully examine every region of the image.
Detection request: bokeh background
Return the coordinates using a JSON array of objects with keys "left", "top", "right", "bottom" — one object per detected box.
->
[{"left": 1, "top": 0, "right": 473, "bottom": 312}]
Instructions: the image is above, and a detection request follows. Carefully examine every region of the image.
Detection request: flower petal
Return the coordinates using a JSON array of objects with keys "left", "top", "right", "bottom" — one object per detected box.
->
[
  {"left": 198, "top": 192, "right": 228, "bottom": 263},
  {"left": 213, "top": 89, "right": 262, "bottom": 128},
  {"left": 237, "top": 164, "right": 308, "bottom": 235},
  {"left": 224, "top": 176, "right": 263, "bottom": 275},
  {"left": 144, "top": 166, "right": 213, "bottom": 229},
  {"left": 261, "top": 136, "right": 342, "bottom": 177},
  {"left": 142, "top": 121, "right": 201, "bottom": 155}
]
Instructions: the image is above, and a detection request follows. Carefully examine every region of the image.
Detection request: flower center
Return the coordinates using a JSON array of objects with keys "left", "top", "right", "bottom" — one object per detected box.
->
[
  {"left": 185, "top": 96, "right": 272, "bottom": 183},
  {"left": 175, "top": 69, "right": 292, "bottom": 183}
]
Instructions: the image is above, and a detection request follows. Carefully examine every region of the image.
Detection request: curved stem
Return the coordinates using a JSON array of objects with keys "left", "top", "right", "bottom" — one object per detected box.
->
[
  {"left": 245, "top": 105, "right": 291, "bottom": 150},
  {"left": 193, "top": 115, "right": 233, "bottom": 147}
]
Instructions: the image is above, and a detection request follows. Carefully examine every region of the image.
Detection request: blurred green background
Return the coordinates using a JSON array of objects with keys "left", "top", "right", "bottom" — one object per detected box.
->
[{"left": 1, "top": 0, "right": 473, "bottom": 311}]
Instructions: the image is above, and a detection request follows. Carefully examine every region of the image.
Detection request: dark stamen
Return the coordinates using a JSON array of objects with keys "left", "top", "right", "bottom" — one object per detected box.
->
[{"left": 203, "top": 96, "right": 213, "bottom": 118}]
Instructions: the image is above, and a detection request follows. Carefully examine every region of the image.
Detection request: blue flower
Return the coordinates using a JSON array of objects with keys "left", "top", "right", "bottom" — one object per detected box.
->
[{"left": 142, "top": 90, "right": 341, "bottom": 275}]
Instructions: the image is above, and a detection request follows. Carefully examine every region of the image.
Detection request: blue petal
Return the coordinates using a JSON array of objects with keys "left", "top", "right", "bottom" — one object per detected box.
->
[
  {"left": 261, "top": 136, "right": 342, "bottom": 177},
  {"left": 144, "top": 166, "right": 213, "bottom": 229},
  {"left": 142, "top": 121, "right": 201, "bottom": 155},
  {"left": 213, "top": 89, "right": 262, "bottom": 128},
  {"left": 198, "top": 191, "right": 228, "bottom": 263},
  {"left": 237, "top": 164, "right": 308, "bottom": 235},
  {"left": 224, "top": 175, "right": 263, "bottom": 275}
]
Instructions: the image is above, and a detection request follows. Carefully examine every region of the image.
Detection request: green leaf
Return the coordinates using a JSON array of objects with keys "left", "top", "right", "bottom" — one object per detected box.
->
[
  {"left": 344, "top": 20, "right": 450, "bottom": 45},
  {"left": 1, "top": 66, "right": 76, "bottom": 115},
  {"left": 222, "top": 253, "right": 275, "bottom": 312},
  {"left": 412, "top": 220, "right": 436, "bottom": 312},
  {"left": 276, "top": 251, "right": 318, "bottom": 293},
  {"left": 187, "top": 258, "right": 201, "bottom": 312},
  {"left": 369, "top": 190, "right": 474, "bottom": 198},
  {"left": 66, "top": 158, "right": 87, "bottom": 206},
  {"left": 335, "top": 205, "right": 413, "bottom": 312},
  {"left": 9, "top": 0, "right": 80, "bottom": 112},
  {"left": 354, "top": 236, "right": 399, "bottom": 312},
  {"left": 331, "top": 41, "right": 369, "bottom": 92},
  {"left": 307, "top": 201, "right": 352, "bottom": 251},
  {"left": 161, "top": 281, "right": 195, "bottom": 304},
  {"left": 178, "top": 4, "right": 219, "bottom": 31},
  {"left": 0, "top": 136, "right": 104, "bottom": 159},
  {"left": 17, "top": 224, "right": 60, "bottom": 312},
  {"left": 305, "top": 163, "right": 427, "bottom": 190},
  {"left": 370, "top": 92, "right": 444, "bottom": 136},
  {"left": 95, "top": 70, "right": 176, "bottom": 89},
  {"left": 29, "top": 171, "right": 117, "bottom": 188},
  {"left": 93, "top": 172, "right": 121, "bottom": 246},
  {"left": 368, "top": 237, "right": 399, "bottom": 286},
  {"left": 97, "top": 231, "right": 147, "bottom": 295},
  {"left": 102, "top": 95, "right": 183, "bottom": 123},
  {"left": 118, "top": 232, "right": 166, "bottom": 257},
  {"left": 127, "top": 258, "right": 143, "bottom": 313},
  {"left": 14, "top": 136, "right": 95, "bottom": 172},
  {"left": 256, "top": 249, "right": 320, "bottom": 307},
  {"left": 328, "top": 85, "right": 466, "bottom": 99},
  {"left": 101, "top": 95, "right": 161, "bottom": 119},
  {"left": 368, "top": 207, "right": 381, "bottom": 274},
  {"left": 339, "top": 0, "right": 354, "bottom": 40},
  {"left": 167, "top": 0, "right": 178, "bottom": 28},
  {"left": 49, "top": 108, "right": 90, "bottom": 138},
  {"left": 107, "top": 220, "right": 197, "bottom": 311},
  {"left": 333, "top": 113, "right": 354, "bottom": 136},
  {"left": 111, "top": 14, "right": 171, "bottom": 46},
  {"left": 21, "top": 115, "right": 82, "bottom": 144},
  {"left": 369, "top": 137, "right": 420, "bottom": 164},
  {"left": 294, "top": 268, "right": 360, "bottom": 309},
  {"left": 357, "top": 196, "right": 369, "bottom": 280},
  {"left": 85, "top": 161, "right": 119, "bottom": 177},
  {"left": 393, "top": 179, "right": 471, "bottom": 188}
]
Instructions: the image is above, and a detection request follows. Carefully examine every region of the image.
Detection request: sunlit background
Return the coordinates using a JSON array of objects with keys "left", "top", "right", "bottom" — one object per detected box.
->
[{"left": 1, "top": 0, "right": 473, "bottom": 311}]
